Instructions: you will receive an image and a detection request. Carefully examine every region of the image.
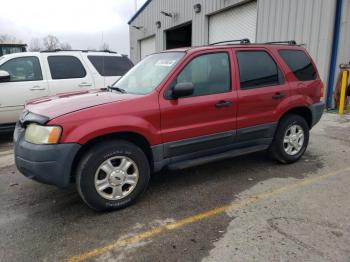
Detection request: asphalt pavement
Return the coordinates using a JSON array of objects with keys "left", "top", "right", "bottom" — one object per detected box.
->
[{"left": 0, "top": 113, "right": 349, "bottom": 262}]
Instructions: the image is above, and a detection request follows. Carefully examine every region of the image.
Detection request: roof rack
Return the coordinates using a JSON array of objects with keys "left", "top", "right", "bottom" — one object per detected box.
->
[
  {"left": 210, "top": 38, "right": 251, "bottom": 45},
  {"left": 265, "top": 40, "right": 297, "bottom": 45},
  {"left": 40, "top": 49, "right": 117, "bottom": 54}
]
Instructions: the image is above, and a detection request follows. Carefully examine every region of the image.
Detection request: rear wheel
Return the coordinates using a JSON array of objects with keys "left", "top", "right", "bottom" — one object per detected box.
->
[
  {"left": 76, "top": 140, "right": 150, "bottom": 211},
  {"left": 269, "top": 114, "right": 309, "bottom": 164}
]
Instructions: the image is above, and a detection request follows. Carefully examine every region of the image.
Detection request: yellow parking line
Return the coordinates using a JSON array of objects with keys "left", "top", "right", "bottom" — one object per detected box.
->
[{"left": 67, "top": 167, "right": 350, "bottom": 262}]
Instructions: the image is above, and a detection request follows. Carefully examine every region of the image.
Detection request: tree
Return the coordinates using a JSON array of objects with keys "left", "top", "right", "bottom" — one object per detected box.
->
[
  {"left": 42, "top": 35, "right": 61, "bottom": 51},
  {"left": 99, "top": 43, "right": 110, "bottom": 51},
  {"left": 60, "top": 42, "right": 72, "bottom": 50},
  {"left": 28, "top": 38, "right": 42, "bottom": 51},
  {"left": 0, "top": 34, "right": 22, "bottom": 44}
]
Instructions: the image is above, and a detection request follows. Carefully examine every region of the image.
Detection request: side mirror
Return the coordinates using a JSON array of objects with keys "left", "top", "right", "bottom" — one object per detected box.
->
[
  {"left": 0, "top": 70, "right": 10, "bottom": 83},
  {"left": 172, "top": 82, "right": 194, "bottom": 98}
]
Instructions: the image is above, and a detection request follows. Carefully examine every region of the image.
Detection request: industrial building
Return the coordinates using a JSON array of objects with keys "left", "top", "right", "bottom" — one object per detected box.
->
[{"left": 128, "top": 0, "right": 349, "bottom": 107}]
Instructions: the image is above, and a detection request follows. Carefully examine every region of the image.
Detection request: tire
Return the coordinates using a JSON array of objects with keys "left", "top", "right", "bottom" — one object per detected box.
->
[
  {"left": 76, "top": 140, "right": 150, "bottom": 211},
  {"left": 269, "top": 114, "right": 309, "bottom": 164}
]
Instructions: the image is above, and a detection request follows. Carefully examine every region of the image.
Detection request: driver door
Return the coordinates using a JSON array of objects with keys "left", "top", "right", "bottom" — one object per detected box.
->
[
  {"left": 159, "top": 50, "right": 237, "bottom": 158},
  {"left": 0, "top": 56, "right": 49, "bottom": 125}
]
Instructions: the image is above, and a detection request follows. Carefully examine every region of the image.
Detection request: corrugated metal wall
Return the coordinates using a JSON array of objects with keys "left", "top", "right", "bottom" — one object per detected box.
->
[
  {"left": 256, "top": 0, "right": 336, "bottom": 85},
  {"left": 129, "top": 0, "right": 338, "bottom": 90},
  {"left": 336, "top": 0, "right": 350, "bottom": 78},
  {"left": 129, "top": 0, "right": 251, "bottom": 62},
  {"left": 209, "top": 1, "right": 257, "bottom": 44}
]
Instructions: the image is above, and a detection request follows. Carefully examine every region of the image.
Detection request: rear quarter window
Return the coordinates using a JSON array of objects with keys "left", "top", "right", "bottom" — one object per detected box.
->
[
  {"left": 279, "top": 50, "right": 317, "bottom": 81},
  {"left": 88, "top": 56, "right": 133, "bottom": 76}
]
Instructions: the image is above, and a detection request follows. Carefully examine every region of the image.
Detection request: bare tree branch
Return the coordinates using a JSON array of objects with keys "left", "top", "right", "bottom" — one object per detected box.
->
[
  {"left": 28, "top": 38, "right": 42, "bottom": 51},
  {"left": 42, "top": 35, "right": 61, "bottom": 51},
  {"left": 0, "top": 34, "right": 22, "bottom": 44},
  {"left": 60, "top": 42, "right": 72, "bottom": 50}
]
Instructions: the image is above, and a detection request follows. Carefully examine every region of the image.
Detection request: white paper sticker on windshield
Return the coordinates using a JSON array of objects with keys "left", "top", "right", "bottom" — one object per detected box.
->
[{"left": 155, "top": 60, "right": 177, "bottom": 67}]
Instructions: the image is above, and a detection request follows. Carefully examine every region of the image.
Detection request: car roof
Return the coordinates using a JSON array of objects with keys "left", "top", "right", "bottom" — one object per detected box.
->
[
  {"left": 1, "top": 51, "right": 126, "bottom": 59},
  {"left": 162, "top": 43, "right": 305, "bottom": 54}
]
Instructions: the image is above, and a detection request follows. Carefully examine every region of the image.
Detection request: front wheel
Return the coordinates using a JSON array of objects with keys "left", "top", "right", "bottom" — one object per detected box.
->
[
  {"left": 76, "top": 140, "right": 150, "bottom": 211},
  {"left": 269, "top": 114, "right": 309, "bottom": 164}
]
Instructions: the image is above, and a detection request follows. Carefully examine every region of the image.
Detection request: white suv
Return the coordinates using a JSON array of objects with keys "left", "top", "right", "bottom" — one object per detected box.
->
[{"left": 0, "top": 50, "right": 133, "bottom": 132}]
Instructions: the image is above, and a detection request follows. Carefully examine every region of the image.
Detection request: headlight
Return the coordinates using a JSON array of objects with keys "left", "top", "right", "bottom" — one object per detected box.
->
[{"left": 24, "top": 124, "right": 62, "bottom": 144}]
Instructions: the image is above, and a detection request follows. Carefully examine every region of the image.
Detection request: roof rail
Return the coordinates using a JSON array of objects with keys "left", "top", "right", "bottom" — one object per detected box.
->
[
  {"left": 40, "top": 49, "right": 117, "bottom": 54},
  {"left": 210, "top": 38, "right": 251, "bottom": 45},
  {"left": 265, "top": 40, "right": 297, "bottom": 45}
]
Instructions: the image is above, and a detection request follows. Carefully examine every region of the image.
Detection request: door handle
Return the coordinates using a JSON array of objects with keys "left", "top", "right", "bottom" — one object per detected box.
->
[
  {"left": 79, "top": 82, "right": 92, "bottom": 87},
  {"left": 30, "top": 85, "right": 46, "bottom": 91},
  {"left": 215, "top": 100, "right": 232, "bottom": 108},
  {"left": 272, "top": 92, "right": 285, "bottom": 99}
]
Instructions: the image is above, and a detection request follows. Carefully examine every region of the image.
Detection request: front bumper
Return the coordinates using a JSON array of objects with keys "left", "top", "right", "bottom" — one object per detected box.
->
[
  {"left": 310, "top": 101, "right": 325, "bottom": 127},
  {"left": 14, "top": 124, "right": 81, "bottom": 188}
]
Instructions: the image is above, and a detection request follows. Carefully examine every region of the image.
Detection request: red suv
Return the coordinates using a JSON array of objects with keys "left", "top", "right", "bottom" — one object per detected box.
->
[{"left": 14, "top": 41, "right": 324, "bottom": 211}]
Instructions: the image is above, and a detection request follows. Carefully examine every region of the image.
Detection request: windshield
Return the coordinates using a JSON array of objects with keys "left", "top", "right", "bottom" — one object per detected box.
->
[{"left": 112, "top": 52, "right": 184, "bottom": 94}]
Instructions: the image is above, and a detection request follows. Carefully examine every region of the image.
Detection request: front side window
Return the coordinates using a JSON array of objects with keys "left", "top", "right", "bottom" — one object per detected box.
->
[
  {"left": 0, "top": 56, "right": 43, "bottom": 82},
  {"left": 279, "top": 50, "right": 317, "bottom": 81},
  {"left": 177, "top": 52, "right": 230, "bottom": 96},
  {"left": 237, "top": 51, "right": 281, "bottom": 89},
  {"left": 112, "top": 52, "right": 184, "bottom": 94},
  {"left": 48, "top": 56, "right": 86, "bottom": 79},
  {"left": 88, "top": 56, "right": 133, "bottom": 76}
]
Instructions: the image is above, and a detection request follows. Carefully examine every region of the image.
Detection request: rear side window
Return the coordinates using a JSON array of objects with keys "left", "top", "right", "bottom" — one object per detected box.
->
[
  {"left": 237, "top": 51, "right": 282, "bottom": 89},
  {"left": 279, "top": 50, "right": 317, "bottom": 81},
  {"left": 88, "top": 56, "right": 133, "bottom": 76},
  {"left": 48, "top": 56, "right": 86, "bottom": 79}
]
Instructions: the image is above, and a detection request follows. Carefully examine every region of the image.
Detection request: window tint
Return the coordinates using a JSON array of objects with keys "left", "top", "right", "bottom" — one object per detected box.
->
[
  {"left": 0, "top": 56, "right": 42, "bottom": 82},
  {"left": 177, "top": 52, "right": 230, "bottom": 96},
  {"left": 279, "top": 50, "right": 317, "bottom": 81},
  {"left": 237, "top": 51, "right": 281, "bottom": 89},
  {"left": 48, "top": 56, "right": 86, "bottom": 79},
  {"left": 88, "top": 56, "right": 133, "bottom": 76}
]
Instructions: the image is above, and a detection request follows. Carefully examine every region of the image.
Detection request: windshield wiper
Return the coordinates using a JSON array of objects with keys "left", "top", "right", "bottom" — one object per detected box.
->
[{"left": 105, "top": 86, "right": 127, "bottom": 94}]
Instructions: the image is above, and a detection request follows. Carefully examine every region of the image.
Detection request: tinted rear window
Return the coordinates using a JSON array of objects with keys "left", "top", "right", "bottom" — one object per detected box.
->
[
  {"left": 279, "top": 50, "right": 317, "bottom": 81},
  {"left": 88, "top": 56, "right": 133, "bottom": 76},
  {"left": 48, "top": 56, "right": 86, "bottom": 79},
  {"left": 237, "top": 51, "right": 282, "bottom": 89}
]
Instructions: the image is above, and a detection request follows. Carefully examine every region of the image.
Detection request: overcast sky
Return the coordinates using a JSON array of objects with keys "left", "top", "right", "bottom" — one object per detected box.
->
[{"left": 0, "top": 0, "right": 148, "bottom": 55}]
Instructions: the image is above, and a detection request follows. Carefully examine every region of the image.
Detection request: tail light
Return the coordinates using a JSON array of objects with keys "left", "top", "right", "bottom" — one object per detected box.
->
[{"left": 320, "top": 82, "right": 324, "bottom": 98}]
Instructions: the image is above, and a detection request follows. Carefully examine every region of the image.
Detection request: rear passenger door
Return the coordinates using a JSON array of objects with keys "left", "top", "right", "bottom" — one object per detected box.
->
[
  {"left": 234, "top": 48, "right": 290, "bottom": 140},
  {"left": 42, "top": 53, "right": 95, "bottom": 94}
]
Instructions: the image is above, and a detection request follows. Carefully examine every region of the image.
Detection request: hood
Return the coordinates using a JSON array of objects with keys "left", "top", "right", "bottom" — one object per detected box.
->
[{"left": 26, "top": 90, "right": 137, "bottom": 119}]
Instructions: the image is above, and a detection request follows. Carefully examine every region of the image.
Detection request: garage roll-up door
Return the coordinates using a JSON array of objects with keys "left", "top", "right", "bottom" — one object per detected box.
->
[
  {"left": 140, "top": 36, "right": 156, "bottom": 60},
  {"left": 209, "top": 1, "right": 257, "bottom": 44}
]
